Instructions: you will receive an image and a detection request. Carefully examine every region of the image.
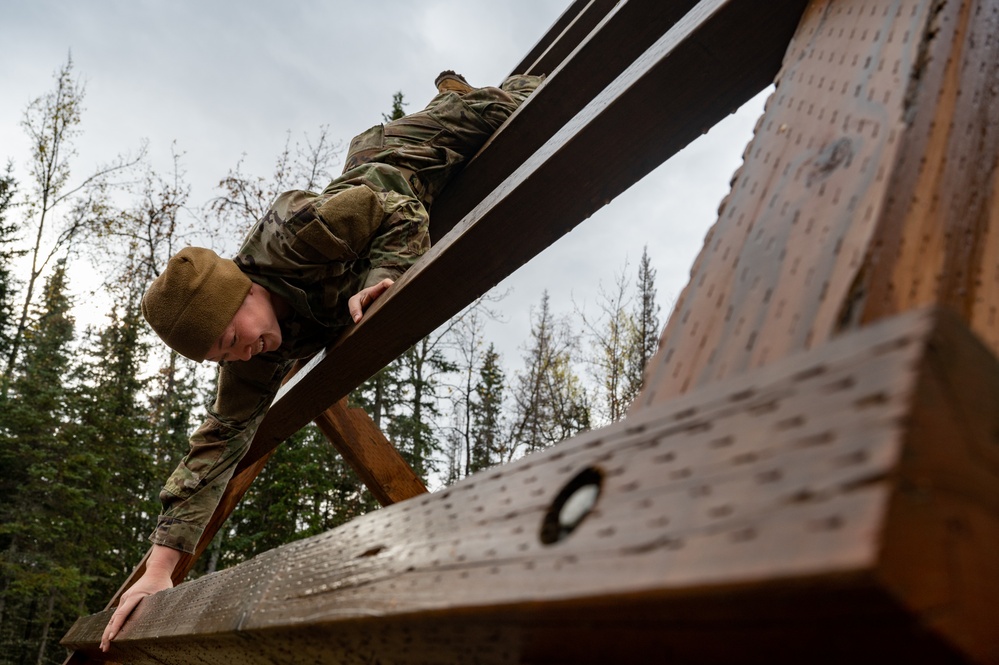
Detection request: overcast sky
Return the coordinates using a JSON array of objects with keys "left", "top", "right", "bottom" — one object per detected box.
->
[{"left": 0, "top": 1, "right": 767, "bottom": 373}]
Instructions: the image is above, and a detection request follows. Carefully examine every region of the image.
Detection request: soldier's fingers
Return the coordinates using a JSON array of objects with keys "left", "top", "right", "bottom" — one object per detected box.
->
[
  {"left": 348, "top": 293, "right": 364, "bottom": 322},
  {"left": 100, "top": 594, "right": 140, "bottom": 651}
]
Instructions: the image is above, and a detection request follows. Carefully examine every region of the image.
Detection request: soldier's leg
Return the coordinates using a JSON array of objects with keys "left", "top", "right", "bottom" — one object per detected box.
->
[{"left": 341, "top": 74, "right": 544, "bottom": 207}]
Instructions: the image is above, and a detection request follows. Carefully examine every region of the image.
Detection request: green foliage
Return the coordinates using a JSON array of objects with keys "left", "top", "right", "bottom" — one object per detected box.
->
[
  {"left": 219, "top": 424, "right": 378, "bottom": 567},
  {"left": 0, "top": 262, "right": 83, "bottom": 663},
  {"left": 0, "top": 167, "right": 22, "bottom": 365},
  {"left": 382, "top": 91, "right": 407, "bottom": 123},
  {"left": 353, "top": 337, "right": 457, "bottom": 484},
  {"left": 624, "top": 246, "right": 661, "bottom": 404},
  {"left": 469, "top": 344, "right": 505, "bottom": 473}
]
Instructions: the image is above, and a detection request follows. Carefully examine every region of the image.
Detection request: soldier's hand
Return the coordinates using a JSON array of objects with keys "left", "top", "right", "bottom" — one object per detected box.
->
[
  {"left": 100, "top": 545, "right": 180, "bottom": 652},
  {"left": 349, "top": 279, "right": 394, "bottom": 323}
]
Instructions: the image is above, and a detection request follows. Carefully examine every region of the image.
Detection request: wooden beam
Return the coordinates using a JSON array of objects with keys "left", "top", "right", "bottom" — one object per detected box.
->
[
  {"left": 507, "top": 0, "right": 611, "bottom": 77},
  {"left": 313, "top": 398, "right": 428, "bottom": 506},
  {"left": 62, "top": 307, "right": 999, "bottom": 663},
  {"left": 430, "top": 0, "right": 704, "bottom": 244},
  {"left": 635, "top": 0, "right": 999, "bottom": 407}
]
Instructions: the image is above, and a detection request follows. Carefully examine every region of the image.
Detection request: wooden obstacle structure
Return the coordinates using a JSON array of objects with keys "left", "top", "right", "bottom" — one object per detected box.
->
[{"left": 62, "top": 0, "right": 999, "bottom": 662}]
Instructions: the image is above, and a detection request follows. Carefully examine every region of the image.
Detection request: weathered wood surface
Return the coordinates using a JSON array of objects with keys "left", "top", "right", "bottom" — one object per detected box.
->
[
  {"left": 63, "top": 308, "right": 999, "bottom": 663},
  {"left": 78, "top": 392, "right": 426, "bottom": 627},
  {"left": 635, "top": 0, "right": 999, "bottom": 407}
]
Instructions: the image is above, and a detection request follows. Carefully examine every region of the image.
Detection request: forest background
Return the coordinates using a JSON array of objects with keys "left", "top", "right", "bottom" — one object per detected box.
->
[{"left": 0, "top": 15, "right": 765, "bottom": 664}]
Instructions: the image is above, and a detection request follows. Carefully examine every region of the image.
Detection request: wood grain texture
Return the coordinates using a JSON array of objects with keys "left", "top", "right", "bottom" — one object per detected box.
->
[
  {"left": 636, "top": 0, "right": 999, "bottom": 407},
  {"left": 64, "top": 308, "right": 999, "bottom": 663}
]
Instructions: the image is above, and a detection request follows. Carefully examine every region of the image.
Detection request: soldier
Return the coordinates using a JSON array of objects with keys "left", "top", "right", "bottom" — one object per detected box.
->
[{"left": 101, "top": 71, "right": 543, "bottom": 651}]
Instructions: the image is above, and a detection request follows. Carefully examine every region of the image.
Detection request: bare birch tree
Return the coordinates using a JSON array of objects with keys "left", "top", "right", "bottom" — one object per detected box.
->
[{"left": 2, "top": 56, "right": 143, "bottom": 396}]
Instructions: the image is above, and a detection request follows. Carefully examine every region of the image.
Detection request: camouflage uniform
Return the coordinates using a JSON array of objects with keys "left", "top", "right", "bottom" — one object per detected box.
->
[{"left": 151, "top": 74, "right": 543, "bottom": 553}]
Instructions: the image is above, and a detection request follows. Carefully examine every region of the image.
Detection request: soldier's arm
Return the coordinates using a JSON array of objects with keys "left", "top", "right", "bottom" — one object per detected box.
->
[
  {"left": 362, "top": 190, "right": 430, "bottom": 288},
  {"left": 151, "top": 356, "right": 288, "bottom": 552}
]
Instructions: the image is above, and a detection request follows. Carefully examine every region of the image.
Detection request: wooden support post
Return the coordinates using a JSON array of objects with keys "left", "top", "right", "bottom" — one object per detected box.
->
[
  {"left": 313, "top": 398, "right": 427, "bottom": 506},
  {"left": 62, "top": 308, "right": 999, "bottom": 663},
  {"left": 635, "top": 0, "right": 999, "bottom": 407}
]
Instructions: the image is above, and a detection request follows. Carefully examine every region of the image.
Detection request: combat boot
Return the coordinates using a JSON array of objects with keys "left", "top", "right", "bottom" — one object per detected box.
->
[{"left": 435, "top": 70, "right": 474, "bottom": 95}]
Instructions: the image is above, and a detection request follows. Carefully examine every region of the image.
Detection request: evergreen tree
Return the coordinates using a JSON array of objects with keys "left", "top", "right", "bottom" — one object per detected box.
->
[
  {"left": 0, "top": 168, "right": 22, "bottom": 367},
  {"left": 623, "top": 246, "right": 661, "bottom": 406},
  {"left": 382, "top": 91, "right": 407, "bottom": 122},
  {"left": 351, "top": 362, "right": 401, "bottom": 430},
  {"left": 222, "top": 424, "right": 377, "bottom": 568},
  {"left": 0, "top": 260, "right": 85, "bottom": 664},
  {"left": 386, "top": 337, "right": 456, "bottom": 482},
  {"left": 469, "top": 344, "right": 506, "bottom": 473},
  {"left": 355, "top": 337, "right": 454, "bottom": 484},
  {"left": 68, "top": 301, "right": 160, "bottom": 597}
]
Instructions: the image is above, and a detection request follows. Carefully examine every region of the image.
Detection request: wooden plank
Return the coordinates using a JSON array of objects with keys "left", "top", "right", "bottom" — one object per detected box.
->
[
  {"left": 430, "top": 0, "right": 703, "bottom": 244},
  {"left": 71, "top": 392, "right": 423, "bottom": 644},
  {"left": 313, "top": 398, "right": 428, "bottom": 506},
  {"left": 877, "top": 308, "right": 999, "bottom": 661},
  {"left": 507, "top": 0, "right": 610, "bottom": 77},
  {"left": 635, "top": 0, "right": 999, "bottom": 407},
  {"left": 63, "top": 307, "right": 999, "bottom": 663},
  {"left": 849, "top": 0, "right": 999, "bottom": 349}
]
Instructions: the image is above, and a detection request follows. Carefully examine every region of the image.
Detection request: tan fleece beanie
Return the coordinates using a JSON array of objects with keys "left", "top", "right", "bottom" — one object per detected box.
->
[{"left": 141, "top": 247, "right": 252, "bottom": 362}]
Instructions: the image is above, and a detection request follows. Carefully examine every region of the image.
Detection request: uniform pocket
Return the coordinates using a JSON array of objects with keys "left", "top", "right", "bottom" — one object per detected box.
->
[
  {"left": 313, "top": 186, "right": 385, "bottom": 256},
  {"left": 294, "top": 218, "right": 356, "bottom": 261}
]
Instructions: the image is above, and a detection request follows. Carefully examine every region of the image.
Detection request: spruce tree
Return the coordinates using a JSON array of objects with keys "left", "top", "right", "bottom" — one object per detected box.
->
[
  {"left": 623, "top": 246, "right": 661, "bottom": 405},
  {"left": 68, "top": 302, "right": 159, "bottom": 599},
  {"left": 469, "top": 344, "right": 506, "bottom": 473},
  {"left": 222, "top": 424, "right": 377, "bottom": 568},
  {"left": 0, "top": 168, "right": 22, "bottom": 368},
  {"left": 386, "top": 338, "right": 455, "bottom": 482},
  {"left": 0, "top": 260, "right": 84, "bottom": 663}
]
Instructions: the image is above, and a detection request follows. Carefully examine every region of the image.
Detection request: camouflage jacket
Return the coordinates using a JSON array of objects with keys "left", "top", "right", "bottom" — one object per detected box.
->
[{"left": 150, "top": 74, "right": 543, "bottom": 554}]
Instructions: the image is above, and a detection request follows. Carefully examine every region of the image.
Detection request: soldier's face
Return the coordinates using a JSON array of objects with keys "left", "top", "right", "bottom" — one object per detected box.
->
[{"left": 205, "top": 284, "right": 282, "bottom": 363}]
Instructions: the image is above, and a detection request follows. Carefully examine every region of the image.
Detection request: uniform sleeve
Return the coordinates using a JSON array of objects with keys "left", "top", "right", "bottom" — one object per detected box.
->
[
  {"left": 363, "top": 189, "right": 430, "bottom": 288},
  {"left": 150, "top": 356, "right": 290, "bottom": 553}
]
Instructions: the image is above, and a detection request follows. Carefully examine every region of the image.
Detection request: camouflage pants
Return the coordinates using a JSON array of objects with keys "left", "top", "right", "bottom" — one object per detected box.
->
[{"left": 338, "top": 74, "right": 543, "bottom": 210}]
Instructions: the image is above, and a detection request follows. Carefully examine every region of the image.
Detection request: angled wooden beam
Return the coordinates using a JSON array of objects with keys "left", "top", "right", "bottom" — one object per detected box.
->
[
  {"left": 431, "top": 0, "right": 706, "bottom": 243},
  {"left": 508, "top": 0, "right": 612, "bottom": 77},
  {"left": 635, "top": 0, "right": 999, "bottom": 407},
  {"left": 63, "top": 307, "right": 999, "bottom": 663},
  {"left": 313, "top": 398, "right": 428, "bottom": 506}
]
